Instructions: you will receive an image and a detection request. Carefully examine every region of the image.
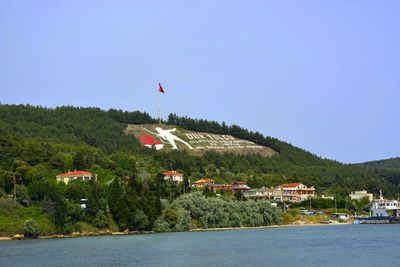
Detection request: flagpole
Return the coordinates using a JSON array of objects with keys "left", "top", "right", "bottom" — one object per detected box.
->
[{"left": 158, "top": 83, "right": 161, "bottom": 124}]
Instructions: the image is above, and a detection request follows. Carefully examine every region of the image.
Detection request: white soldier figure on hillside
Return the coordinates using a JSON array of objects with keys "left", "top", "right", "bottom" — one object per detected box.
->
[{"left": 155, "top": 127, "right": 193, "bottom": 150}]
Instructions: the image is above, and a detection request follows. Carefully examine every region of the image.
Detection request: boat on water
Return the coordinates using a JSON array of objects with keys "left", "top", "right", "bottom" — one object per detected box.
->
[{"left": 356, "top": 190, "right": 400, "bottom": 224}]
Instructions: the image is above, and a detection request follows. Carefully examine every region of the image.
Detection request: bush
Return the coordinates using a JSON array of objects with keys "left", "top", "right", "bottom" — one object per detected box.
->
[
  {"left": 17, "top": 185, "right": 30, "bottom": 206},
  {"left": 93, "top": 210, "right": 109, "bottom": 229},
  {"left": 153, "top": 218, "right": 171, "bottom": 232},
  {"left": 167, "top": 192, "right": 281, "bottom": 230},
  {"left": 153, "top": 207, "right": 191, "bottom": 232},
  {"left": 0, "top": 188, "right": 6, "bottom": 197},
  {"left": 23, "top": 219, "right": 40, "bottom": 238}
]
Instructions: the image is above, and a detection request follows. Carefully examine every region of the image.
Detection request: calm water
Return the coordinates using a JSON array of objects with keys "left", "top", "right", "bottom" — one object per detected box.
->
[{"left": 1, "top": 224, "right": 400, "bottom": 267}]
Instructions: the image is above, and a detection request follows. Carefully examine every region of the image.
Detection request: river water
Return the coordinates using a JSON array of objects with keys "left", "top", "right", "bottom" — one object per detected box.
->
[{"left": 1, "top": 224, "right": 400, "bottom": 267}]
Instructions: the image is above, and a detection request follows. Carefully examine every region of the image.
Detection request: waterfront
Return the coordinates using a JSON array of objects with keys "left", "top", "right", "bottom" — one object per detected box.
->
[{"left": 1, "top": 224, "right": 400, "bottom": 266}]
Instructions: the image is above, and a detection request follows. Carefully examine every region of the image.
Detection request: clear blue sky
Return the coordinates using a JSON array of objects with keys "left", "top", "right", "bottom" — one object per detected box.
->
[{"left": 1, "top": 1, "right": 399, "bottom": 163}]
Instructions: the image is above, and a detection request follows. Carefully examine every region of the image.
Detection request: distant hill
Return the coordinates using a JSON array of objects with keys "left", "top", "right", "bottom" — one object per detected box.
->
[{"left": 356, "top": 158, "right": 400, "bottom": 171}]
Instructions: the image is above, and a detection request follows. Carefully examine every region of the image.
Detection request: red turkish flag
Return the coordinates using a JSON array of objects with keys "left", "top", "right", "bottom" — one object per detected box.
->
[{"left": 159, "top": 83, "right": 165, "bottom": 93}]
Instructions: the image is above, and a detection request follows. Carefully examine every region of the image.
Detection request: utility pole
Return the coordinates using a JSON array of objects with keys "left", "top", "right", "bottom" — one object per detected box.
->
[
  {"left": 13, "top": 173, "right": 17, "bottom": 206},
  {"left": 158, "top": 85, "right": 161, "bottom": 124},
  {"left": 334, "top": 194, "right": 337, "bottom": 213}
]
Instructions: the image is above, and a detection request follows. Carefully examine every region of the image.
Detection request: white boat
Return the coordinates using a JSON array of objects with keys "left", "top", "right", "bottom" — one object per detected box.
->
[
  {"left": 358, "top": 190, "right": 400, "bottom": 224},
  {"left": 370, "top": 190, "right": 400, "bottom": 217}
]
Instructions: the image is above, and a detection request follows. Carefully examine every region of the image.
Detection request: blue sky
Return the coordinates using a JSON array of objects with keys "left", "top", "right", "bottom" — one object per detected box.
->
[{"left": 1, "top": 0, "right": 399, "bottom": 163}]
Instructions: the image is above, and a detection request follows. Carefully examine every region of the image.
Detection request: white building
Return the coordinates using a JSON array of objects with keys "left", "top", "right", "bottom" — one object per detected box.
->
[
  {"left": 349, "top": 190, "right": 373, "bottom": 202},
  {"left": 321, "top": 195, "right": 334, "bottom": 200},
  {"left": 163, "top": 171, "right": 184, "bottom": 183}
]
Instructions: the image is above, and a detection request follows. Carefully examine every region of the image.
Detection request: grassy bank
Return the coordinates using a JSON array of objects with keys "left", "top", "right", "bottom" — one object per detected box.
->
[{"left": 0, "top": 201, "right": 56, "bottom": 236}]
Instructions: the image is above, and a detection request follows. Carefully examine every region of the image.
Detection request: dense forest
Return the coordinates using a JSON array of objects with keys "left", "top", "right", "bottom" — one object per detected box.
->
[
  {"left": 356, "top": 157, "right": 400, "bottom": 172},
  {"left": 0, "top": 104, "right": 399, "bottom": 236}
]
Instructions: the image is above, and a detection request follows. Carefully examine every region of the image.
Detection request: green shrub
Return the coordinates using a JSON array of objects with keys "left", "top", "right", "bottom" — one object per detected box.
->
[
  {"left": 153, "top": 219, "right": 170, "bottom": 232},
  {"left": 23, "top": 219, "right": 40, "bottom": 238},
  {"left": 93, "top": 210, "right": 109, "bottom": 228}
]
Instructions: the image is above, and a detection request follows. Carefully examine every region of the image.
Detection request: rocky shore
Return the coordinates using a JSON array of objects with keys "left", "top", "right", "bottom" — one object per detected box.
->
[{"left": 0, "top": 221, "right": 350, "bottom": 241}]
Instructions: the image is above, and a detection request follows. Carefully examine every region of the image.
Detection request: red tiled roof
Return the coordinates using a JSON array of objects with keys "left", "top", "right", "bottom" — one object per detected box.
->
[
  {"left": 232, "top": 185, "right": 251, "bottom": 190},
  {"left": 193, "top": 178, "right": 213, "bottom": 184},
  {"left": 279, "top": 183, "right": 303, "bottom": 188},
  {"left": 56, "top": 171, "right": 93, "bottom": 177},
  {"left": 163, "top": 171, "right": 183, "bottom": 176},
  {"left": 210, "top": 184, "right": 232, "bottom": 190}
]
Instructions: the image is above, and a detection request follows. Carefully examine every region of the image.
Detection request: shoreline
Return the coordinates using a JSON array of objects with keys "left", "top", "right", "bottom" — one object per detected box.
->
[
  {"left": 190, "top": 222, "right": 350, "bottom": 232},
  {"left": 0, "top": 222, "right": 351, "bottom": 241}
]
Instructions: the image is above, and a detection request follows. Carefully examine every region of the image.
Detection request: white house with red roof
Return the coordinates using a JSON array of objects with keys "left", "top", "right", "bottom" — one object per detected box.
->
[
  {"left": 56, "top": 170, "right": 97, "bottom": 184},
  {"left": 273, "top": 183, "right": 315, "bottom": 202},
  {"left": 163, "top": 171, "right": 184, "bottom": 183}
]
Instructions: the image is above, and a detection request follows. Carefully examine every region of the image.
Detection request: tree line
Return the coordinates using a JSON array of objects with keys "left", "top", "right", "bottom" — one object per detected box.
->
[{"left": 0, "top": 104, "right": 399, "bottom": 236}]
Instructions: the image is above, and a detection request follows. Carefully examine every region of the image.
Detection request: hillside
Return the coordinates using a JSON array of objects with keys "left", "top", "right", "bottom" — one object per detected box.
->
[
  {"left": 0, "top": 104, "right": 399, "bottom": 197},
  {"left": 1, "top": 103, "right": 400, "bottom": 236},
  {"left": 356, "top": 158, "right": 400, "bottom": 171},
  {"left": 126, "top": 124, "right": 277, "bottom": 157}
]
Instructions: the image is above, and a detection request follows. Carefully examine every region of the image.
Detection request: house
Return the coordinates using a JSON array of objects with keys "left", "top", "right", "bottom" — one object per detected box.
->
[
  {"left": 192, "top": 178, "right": 214, "bottom": 188},
  {"left": 163, "top": 171, "right": 184, "bottom": 183},
  {"left": 209, "top": 184, "right": 232, "bottom": 191},
  {"left": 273, "top": 183, "right": 315, "bottom": 202},
  {"left": 244, "top": 187, "right": 273, "bottom": 199},
  {"left": 349, "top": 190, "right": 373, "bottom": 202},
  {"left": 232, "top": 181, "right": 251, "bottom": 193},
  {"left": 56, "top": 170, "right": 97, "bottom": 184},
  {"left": 208, "top": 181, "right": 251, "bottom": 193}
]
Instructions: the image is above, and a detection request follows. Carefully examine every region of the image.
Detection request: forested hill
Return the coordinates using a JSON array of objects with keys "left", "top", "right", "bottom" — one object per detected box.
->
[
  {"left": 0, "top": 104, "right": 399, "bottom": 197},
  {"left": 356, "top": 158, "right": 400, "bottom": 172}
]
